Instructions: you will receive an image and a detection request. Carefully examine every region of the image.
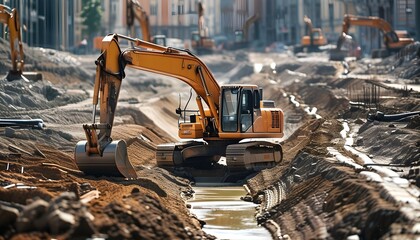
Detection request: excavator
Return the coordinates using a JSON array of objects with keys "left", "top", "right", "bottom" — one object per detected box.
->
[
  {"left": 191, "top": 2, "right": 215, "bottom": 54},
  {"left": 294, "top": 16, "right": 327, "bottom": 53},
  {"left": 0, "top": 4, "right": 41, "bottom": 81},
  {"left": 74, "top": 34, "right": 284, "bottom": 181},
  {"left": 330, "top": 14, "right": 414, "bottom": 60},
  {"left": 225, "top": 14, "right": 259, "bottom": 50},
  {"left": 126, "top": 0, "right": 167, "bottom": 46}
]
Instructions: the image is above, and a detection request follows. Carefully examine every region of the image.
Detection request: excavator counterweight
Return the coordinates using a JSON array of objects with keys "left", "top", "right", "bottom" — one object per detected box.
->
[{"left": 75, "top": 34, "right": 284, "bottom": 182}]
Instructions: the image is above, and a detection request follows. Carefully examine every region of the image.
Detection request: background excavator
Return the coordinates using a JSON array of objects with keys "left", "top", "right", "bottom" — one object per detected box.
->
[
  {"left": 294, "top": 15, "right": 327, "bottom": 53},
  {"left": 0, "top": 4, "right": 42, "bottom": 81},
  {"left": 74, "top": 34, "right": 284, "bottom": 182},
  {"left": 330, "top": 14, "right": 414, "bottom": 60},
  {"left": 191, "top": 2, "right": 215, "bottom": 54},
  {"left": 225, "top": 14, "right": 259, "bottom": 50},
  {"left": 126, "top": 0, "right": 167, "bottom": 46}
]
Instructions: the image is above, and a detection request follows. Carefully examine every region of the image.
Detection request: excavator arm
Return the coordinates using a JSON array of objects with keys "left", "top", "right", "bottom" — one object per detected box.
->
[
  {"left": 0, "top": 4, "right": 24, "bottom": 76},
  {"left": 126, "top": 0, "right": 151, "bottom": 42}
]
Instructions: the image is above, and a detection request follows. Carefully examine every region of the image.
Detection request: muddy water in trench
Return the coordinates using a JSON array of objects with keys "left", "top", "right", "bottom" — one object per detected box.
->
[{"left": 189, "top": 186, "right": 271, "bottom": 240}]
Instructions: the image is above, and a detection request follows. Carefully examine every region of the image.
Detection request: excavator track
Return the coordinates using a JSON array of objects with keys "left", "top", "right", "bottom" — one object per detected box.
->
[
  {"left": 226, "top": 141, "right": 283, "bottom": 172},
  {"left": 156, "top": 141, "right": 223, "bottom": 169}
]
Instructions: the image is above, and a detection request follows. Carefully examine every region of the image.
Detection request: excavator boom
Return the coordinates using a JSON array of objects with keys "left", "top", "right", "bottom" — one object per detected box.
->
[{"left": 126, "top": 0, "right": 151, "bottom": 42}]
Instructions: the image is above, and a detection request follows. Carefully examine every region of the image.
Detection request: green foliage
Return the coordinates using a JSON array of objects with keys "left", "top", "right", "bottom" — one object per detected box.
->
[{"left": 80, "top": 0, "right": 103, "bottom": 37}]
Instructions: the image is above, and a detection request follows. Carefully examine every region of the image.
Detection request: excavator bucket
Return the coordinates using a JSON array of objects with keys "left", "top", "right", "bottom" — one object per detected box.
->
[
  {"left": 6, "top": 70, "right": 42, "bottom": 81},
  {"left": 74, "top": 140, "right": 138, "bottom": 178},
  {"left": 329, "top": 49, "right": 347, "bottom": 61}
]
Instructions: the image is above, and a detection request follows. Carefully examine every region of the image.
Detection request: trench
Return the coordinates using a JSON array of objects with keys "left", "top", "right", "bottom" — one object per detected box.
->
[{"left": 188, "top": 185, "right": 272, "bottom": 240}]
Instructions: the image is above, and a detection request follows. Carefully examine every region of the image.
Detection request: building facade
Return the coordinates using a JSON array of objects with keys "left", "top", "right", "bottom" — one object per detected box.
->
[
  {"left": 1, "top": 0, "right": 83, "bottom": 51},
  {"left": 0, "top": 0, "right": 417, "bottom": 52}
]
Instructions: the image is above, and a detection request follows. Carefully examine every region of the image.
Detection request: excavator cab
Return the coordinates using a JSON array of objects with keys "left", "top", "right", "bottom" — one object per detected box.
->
[{"left": 220, "top": 86, "right": 258, "bottom": 133}]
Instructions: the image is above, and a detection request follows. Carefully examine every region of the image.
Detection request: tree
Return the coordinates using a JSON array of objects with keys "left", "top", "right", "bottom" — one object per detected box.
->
[{"left": 80, "top": 0, "right": 103, "bottom": 51}]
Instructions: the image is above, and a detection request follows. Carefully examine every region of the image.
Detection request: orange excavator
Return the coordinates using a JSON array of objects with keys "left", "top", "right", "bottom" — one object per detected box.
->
[
  {"left": 295, "top": 15, "right": 327, "bottom": 53},
  {"left": 126, "top": 0, "right": 166, "bottom": 46},
  {"left": 330, "top": 14, "right": 414, "bottom": 60},
  {"left": 0, "top": 4, "right": 41, "bottom": 81},
  {"left": 74, "top": 34, "right": 284, "bottom": 180}
]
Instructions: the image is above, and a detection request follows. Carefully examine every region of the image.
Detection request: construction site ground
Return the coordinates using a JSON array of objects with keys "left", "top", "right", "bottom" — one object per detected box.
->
[{"left": 0, "top": 40, "right": 419, "bottom": 240}]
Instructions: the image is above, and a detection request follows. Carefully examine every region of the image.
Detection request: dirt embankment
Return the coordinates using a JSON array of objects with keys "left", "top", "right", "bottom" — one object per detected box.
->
[
  {"left": 0, "top": 39, "right": 419, "bottom": 240},
  {"left": 0, "top": 41, "right": 215, "bottom": 239},
  {"left": 243, "top": 51, "right": 420, "bottom": 239}
]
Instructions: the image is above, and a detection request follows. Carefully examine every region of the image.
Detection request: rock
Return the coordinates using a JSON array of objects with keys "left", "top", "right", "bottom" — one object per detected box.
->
[
  {"left": 16, "top": 198, "right": 49, "bottom": 232},
  {"left": 131, "top": 187, "right": 140, "bottom": 195},
  {"left": 355, "top": 137, "right": 364, "bottom": 146},
  {"left": 69, "top": 215, "right": 96, "bottom": 238},
  {"left": 4, "top": 127, "right": 15, "bottom": 137},
  {"left": 354, "top": 118, "right": 365, "bottom": 124},
  {"left": 52, "top": 192, "right": 76, "bottom": 204},
  {"left": 0, "top": 205, "right": 19, "bottom": 227},
  {"left": 47, "top": 209, "right": 75, "bottom": 235}
]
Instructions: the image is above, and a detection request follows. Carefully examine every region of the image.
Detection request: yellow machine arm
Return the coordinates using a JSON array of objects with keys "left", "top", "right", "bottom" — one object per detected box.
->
[
  {"left": 126, "top": 0, "right": 151, "bottom": 42},
  {"left": 0, "top": 4, "right": 24, "bottom": 76},
  {"left": 84, "top": 34, "right": 221, "bottom": 156}
]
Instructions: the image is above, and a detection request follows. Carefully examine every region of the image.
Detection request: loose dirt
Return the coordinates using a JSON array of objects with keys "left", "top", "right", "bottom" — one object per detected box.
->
[{"left": 0, "top": 40, "right": 419, "bottom": 240}]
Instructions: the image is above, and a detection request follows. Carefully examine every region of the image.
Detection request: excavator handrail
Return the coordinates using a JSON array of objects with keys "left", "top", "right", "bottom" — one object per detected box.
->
[{"left": 0, "top": 4, "right": 24, "bottom": 75}]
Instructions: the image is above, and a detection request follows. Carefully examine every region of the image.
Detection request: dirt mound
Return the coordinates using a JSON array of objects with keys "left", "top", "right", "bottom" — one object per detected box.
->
[
  {"left": 247, "top": 118, "right": 419, "bottom": 239},
  {"left": 386, "top": 42, "right": 420, "bottom": 80},
  {"left": 0, "top": 122, "right": 214, "bottom": 239},
  {"left": 0, "top": 79, "right": 87, "bottom": 112},
  {"left": 0, "top": 39, "right": 93, "bottom": 85}
]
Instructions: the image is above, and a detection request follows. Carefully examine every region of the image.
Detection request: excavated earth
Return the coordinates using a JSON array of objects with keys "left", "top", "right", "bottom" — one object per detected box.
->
[{"left": 0, "top": 39, "right": 419, "bottom": 240}]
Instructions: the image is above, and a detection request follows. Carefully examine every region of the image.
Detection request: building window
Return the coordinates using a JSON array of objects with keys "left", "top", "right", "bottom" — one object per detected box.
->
[
  {"left": 150, "top": 0, "right": 157, "bottom": 15},
  {"left": 175, "top": 0, "right": 183, "bottom": 15},
  {"left": 172, "top": 3, "right": 176, "bottom": 15}
]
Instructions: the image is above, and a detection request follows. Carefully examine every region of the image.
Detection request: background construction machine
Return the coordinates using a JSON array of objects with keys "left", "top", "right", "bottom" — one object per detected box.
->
[
  {"left": 294, "top": 16, "right": 327, "bottom": 53},
  {"left": 75, "top": 34, "right": 284, "bottom": 182},
  {"left": 126, "top": 0, "right": 167, "bottom": 46},
  {"left": 0, "top": 4, "right": 41, "bottom": 81},
  {"left": 330, "top": 14, "right": 414, "bottom": 60},
  {"left": 191, "top": 2, "right": 215, "bottom": 54},
  {"left": 224, "top": 14, "right": 259, "bottom": 51}
]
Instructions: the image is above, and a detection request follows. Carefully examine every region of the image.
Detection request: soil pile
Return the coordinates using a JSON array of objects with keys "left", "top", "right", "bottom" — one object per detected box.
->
[
  {"left": 0, "top": 38, "right": 418, "bottom": 240},
  {"left": 243, "top": 49, "right": 420, "bottom": 239},
  {"left": 0, "top": 40, "right": 214, "bottom": 239}
]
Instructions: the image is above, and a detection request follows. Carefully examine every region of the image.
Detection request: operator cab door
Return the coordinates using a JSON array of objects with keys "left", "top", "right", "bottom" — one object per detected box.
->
[{"left": 221, "top": 87, "right": 260, "bottom": 133}]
